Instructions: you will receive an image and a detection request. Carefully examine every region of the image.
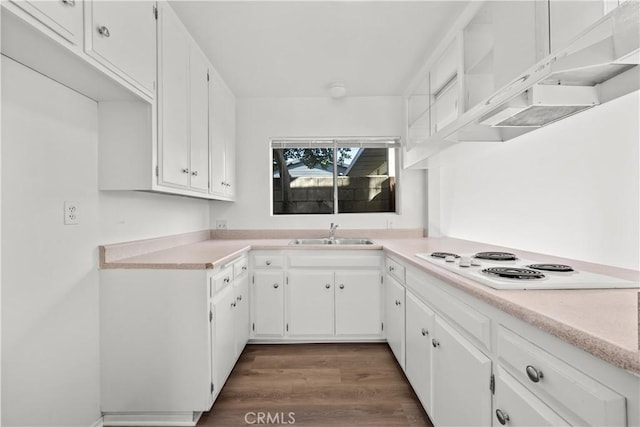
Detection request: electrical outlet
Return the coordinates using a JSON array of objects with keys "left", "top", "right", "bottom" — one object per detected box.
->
[
  {"left": 216, "top": 220, "right": 227, "bottom": 229},
  {"left": 64, "top": 201, "right": 79, "bottom": 225}
]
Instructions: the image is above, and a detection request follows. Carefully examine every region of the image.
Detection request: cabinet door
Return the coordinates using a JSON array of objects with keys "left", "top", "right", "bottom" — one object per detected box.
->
[
  {"left": 158, "top": 3, "right": 190, "bottom": 188},
  {"left": 432, "top": 317, "right": 492, "bottom": 427},
  {"left": 223, "top": 91, "right": 236, "bottom": 199},
  {"left": 234, "top": 274, "right": 250, "bottom": 356},
  {"left": 335, "top": 271, "right": 382, "bottom": 337},
  {"left": 550, "top": 0, "right": 613, "bottom": 53},
  {"left": 405, "top": 291, "right": 435, "bottom": 415},
  {"left": 209, "top": 70, "right": 227, "bottom": 196},
  {"left": 287, "top": 271, "right": 334, "bottom": 336},
  {"left": 253, "top": 271, "right": 284, "bottom": 337},
  {"left": 385, "top": 275, "right": 405, "bottom": 370},
  {"left": 10, "top": 0, "right": 83, "bottom": 45},
  {"left": 86, "top": 1, "right": 156, "bottom": 95},
  {"left": 213, "top": 285, "right": 236, "bottom": 396},
  {"left": 494, "top": 367, "right": 570, "bottom": 427},
  {"left": 189, "top": 45, "right": 210, "bottom": 192}
]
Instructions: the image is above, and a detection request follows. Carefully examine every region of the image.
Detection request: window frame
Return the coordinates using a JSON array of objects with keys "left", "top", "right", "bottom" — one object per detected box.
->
[{"left": 269, "top": 137, "right": 401, "bottom": 216}]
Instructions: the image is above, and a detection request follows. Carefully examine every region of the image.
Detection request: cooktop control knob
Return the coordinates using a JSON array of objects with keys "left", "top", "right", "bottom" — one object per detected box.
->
[
  {"left": 459, "top": 256, "right": 471, "bottom": 267},
  {"left": 445, "top": 255, "right": 456, "bottom": 262}
]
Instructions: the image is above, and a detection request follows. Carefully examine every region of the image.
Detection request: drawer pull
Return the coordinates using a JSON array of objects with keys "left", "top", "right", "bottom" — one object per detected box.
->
[
  {"left": 62, "top": 0, "right": 76, "bottom": 6},
  {"left": 496, "top": 409, "right": 510, "bottom": 425},
  {"left": 223, "top": 277, "right": 230, "bottom": 284},
  {"left": 231, "top": 302, "right": 236, "bottom": 308},
  {"left": 389, "top": 266, "right": 395, "bottom": 272},
  {"left": 325, "top": 284, "right": 331, "bottom": 289},
  {"left": 273, "top": 283, "right": 279, "bottom": 289},
  {"left": 237, "top": 295, "right": 242, "bottom": 302},
  {"left": 339, "top": 284, "right": 345, "bottom": 289},
  {"left": 432, "top": 339, "right": 440, "bottom": 348},
  {"left": 265, "top": 260, "right": 272, "bottom": 266},
  {"left": 421, "top": 328, "right": 429, "bottom": 336},
  {"left": 97, "top": 25, "right": 110, "bottom": 38},
  {"left": 242, "top": 266, "right": 247, "bottom": 271},
  {"left": 526, "top": 365, "right": 543, "bottom": 383}
]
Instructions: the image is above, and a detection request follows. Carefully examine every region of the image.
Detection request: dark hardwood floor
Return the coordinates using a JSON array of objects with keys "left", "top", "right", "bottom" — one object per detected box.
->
[{"left": 197, "top": 343, "right": 433, "bottom": 426}]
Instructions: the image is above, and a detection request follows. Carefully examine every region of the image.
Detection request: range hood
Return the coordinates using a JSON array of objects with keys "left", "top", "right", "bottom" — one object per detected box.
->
[
  {"left": 479, "top": 85, "right": 599, "bottom": 128},
  {"left": 449, "top": 0, "right": 639, "bottom": 141}
]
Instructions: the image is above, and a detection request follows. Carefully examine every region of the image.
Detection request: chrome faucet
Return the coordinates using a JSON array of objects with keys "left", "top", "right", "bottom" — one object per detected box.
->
[{"left": 329, "top": 223, "right": 339, "bottom": 241}]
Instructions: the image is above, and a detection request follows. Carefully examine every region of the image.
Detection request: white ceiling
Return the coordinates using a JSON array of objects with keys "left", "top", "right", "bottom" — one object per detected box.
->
[{"left": 170, "top": 1, "right": 468, "bottom": 98}]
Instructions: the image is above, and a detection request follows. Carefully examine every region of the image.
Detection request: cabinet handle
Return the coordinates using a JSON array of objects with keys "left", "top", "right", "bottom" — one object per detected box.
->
[
  {"left": 97, "top": 26, "right": 111, "bottom": 38},
  {"left": 496, "top": 409, "right": 510, "bottom": 425},
  {"left": 223, "top": 277, "right": 230, "bottom": 284},
  {"left": 339, "top": 284, "right": 344, "bottom": 289},
  {"left": 237, "top": 295, "right": 242, "bottom": 302},
  {"left": 182, "top": 168, "right": 190, "bottom": 174},
  {"left": 273, "top": 283, "right": 279, "bottom": 289},
  {"left": 265, "top": 260, "right": 271, "bottom": 266},
  {"left": 325, "top": 284, "right": 331, "bottom": 289},
  {"left": 231, "top": 302, "right": 236, "bottom": 308},
  {"left": 62, "top": 0, "right": 75, "bottom": 6},
  {"left": 242, "top": 266, "right": 247, "bottom": 271},
  {"left": 389, "top": 266, "right": 395, "bottom": 272},
  {"left": 421, "top": 328, "right": 429, "bottom": 336},
  {"left": 191, "top": 170, "right": 198, "bottom": 177},
  {"left": 221, "top": 181, "right": 226, "bottom": 186},
  {"left": 525, "top": 365, "right": 543, "bottom": 383},
  {"left": 432, "top": 339, "right": 440, "bottom": 348}
]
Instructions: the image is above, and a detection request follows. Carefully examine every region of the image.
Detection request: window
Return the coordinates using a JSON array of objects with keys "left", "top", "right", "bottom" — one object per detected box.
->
[{"left": 271, "top": 138, "right": 399, "bottom": 215}]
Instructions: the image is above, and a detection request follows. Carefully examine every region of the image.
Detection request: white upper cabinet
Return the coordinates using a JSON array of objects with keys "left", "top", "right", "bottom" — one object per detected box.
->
[
  {"left": 549, "top": 0, "right": 620, "bottom": 54},
  {"left": 158, "top": 3, "right": 191, "bottom": 189},
  {"left": 209, "top": 68, "right": 237, "bottom": 200},
  {"left": 157, "top": 2, "right": 213, "bottom": 193},
  {"left": 84, "top": 1, "right": 157, "bottom": 97},
  {"left": 189, "top": 44, "right": 212, "bottom": 193},
  {"left": 9, "top": 0, "right": 83, "bottom": 46}
]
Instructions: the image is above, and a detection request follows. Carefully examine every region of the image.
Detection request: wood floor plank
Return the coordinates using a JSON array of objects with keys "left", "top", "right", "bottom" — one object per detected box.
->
[{"left": 197, "top": 343, "right": 433, "bottom": 427}]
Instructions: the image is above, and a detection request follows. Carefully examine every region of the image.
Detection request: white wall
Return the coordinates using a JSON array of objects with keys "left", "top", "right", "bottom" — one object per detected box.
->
[
  {"left": 431, "top": 91, "right": 639, "bottom": 270},
  {"left": 210, "top": 96, "right": 425, "bottom": 230},
  {"left": 1, "top": 57, "right": 210, "bottom": 426}
]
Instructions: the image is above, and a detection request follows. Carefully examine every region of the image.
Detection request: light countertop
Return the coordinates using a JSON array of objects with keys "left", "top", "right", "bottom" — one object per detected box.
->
[{"left": 100, "top": 231, "right": 639, "bottom": 374}]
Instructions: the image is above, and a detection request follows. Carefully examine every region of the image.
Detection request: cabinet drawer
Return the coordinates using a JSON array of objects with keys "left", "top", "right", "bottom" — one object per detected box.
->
[
  {"left": 252, "top": 254, "right": 284, "bottom": 269},
  {"left": 494, "top": 367, "right": 570, "bottom": 427},
  {"left": 212, "top": 265, "right": 233, "bottom": 294},
  {"left": 497, "top": 326, "right": 626, "bottom": 427},
  {"left": 289, "top": 254, "right": 381, "bottom": 269},
  {"left": 233, "top": 257, "right": 248, "bottom": 277},
  {"left": 408, "top": 269, "right": 491, "bottom": 350},
  {"left": 386, "top": 257, "right": 406, "bottom": 283}
]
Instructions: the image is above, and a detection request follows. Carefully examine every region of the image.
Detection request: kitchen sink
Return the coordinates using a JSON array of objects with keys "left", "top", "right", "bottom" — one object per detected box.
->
[{"left": 290, "top": 238, "right": 374, "bottom": 245}]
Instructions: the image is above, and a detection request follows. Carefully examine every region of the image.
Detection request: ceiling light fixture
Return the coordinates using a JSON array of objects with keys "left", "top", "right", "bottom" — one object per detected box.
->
[{"left": 329, "top": 82, "right": 346, "bottom": 98}]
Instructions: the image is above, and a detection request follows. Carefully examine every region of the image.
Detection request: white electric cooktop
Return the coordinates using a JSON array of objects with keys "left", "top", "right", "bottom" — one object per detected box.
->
[{"left": 415, "top": 251, "right": 639, "bottom": 290}]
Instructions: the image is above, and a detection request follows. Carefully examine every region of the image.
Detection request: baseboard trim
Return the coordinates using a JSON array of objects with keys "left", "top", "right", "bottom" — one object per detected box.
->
[
  {"left": 90, "top": 416, "right": 104, "bottom": 427},
  {"left": 102, "top": 412, "right": 202, "bottom": 427}
]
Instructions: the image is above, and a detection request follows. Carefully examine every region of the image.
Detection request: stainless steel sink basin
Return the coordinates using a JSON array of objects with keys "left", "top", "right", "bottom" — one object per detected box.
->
[{"left": 290, "top": 238, "right": 374, "bottom": 245}]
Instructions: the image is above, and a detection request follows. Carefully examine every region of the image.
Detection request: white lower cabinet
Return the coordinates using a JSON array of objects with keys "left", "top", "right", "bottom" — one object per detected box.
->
[
  {"left": 385, "top": 274, "right": 406, "bottom": 369},
  {"left": 287, "top": 271, "right": 335, "bottom": 336},
  {"left": 335, "top": 271, "right": 382, "bottom": 336},
  {"left": 432, "top": 316, "right": 492, "bottom": 427},
  {"left": 494, "top": 367, "right": 570, "bottom": 427},
  {"left": 251, "top": 251, "right": 383, "bottom": 341},
  {"left": 100, "top": 255, "right": 249, "bottom": 426},
  {"left": 405, "top": 290, "right": 435, "bottom": 415},
  {"left": 252, "top": 270, "right": 285, "bottom": 337}
]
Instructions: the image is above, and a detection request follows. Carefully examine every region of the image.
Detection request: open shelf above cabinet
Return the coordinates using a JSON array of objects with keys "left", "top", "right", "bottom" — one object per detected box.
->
[{"left": 403, "top": 0, "right": 639, "bottom": 169}]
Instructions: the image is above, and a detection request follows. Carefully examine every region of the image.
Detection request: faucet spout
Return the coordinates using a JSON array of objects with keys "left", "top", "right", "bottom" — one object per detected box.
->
[{"left": 329, "top": 223, "right": 339, "bottom": 240}]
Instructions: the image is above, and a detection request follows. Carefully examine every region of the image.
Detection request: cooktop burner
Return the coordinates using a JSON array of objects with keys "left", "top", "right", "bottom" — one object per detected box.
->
[
  {"left": 474, "top": 252, "right": 518, "bottom": 261},
  {"left": 430, "top": 252, "right": 460, "bottom": 259},
  {"left": 482, "top": 267, "right": 546, "bottom": 280},
  {"left": 527, "top": 264, "right": 574, "bottom": 272}
]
